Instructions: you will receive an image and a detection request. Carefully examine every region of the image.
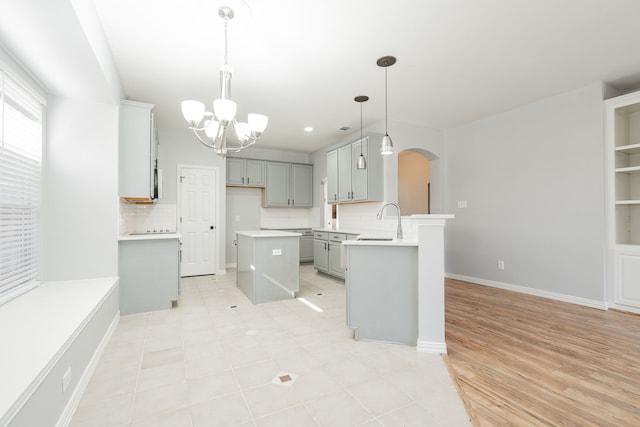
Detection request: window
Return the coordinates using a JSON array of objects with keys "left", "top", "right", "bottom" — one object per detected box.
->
[{"left": 0, "top": 67, "right": 44, "bottom": 305}]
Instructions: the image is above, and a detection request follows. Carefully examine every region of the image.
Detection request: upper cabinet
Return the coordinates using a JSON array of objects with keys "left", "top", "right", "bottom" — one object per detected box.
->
[
  {"left": 327, "top": 134, "right": 383, "bottom": 204},
  {"left": 606, "top": 91, "right": 640, "bottom": 312},
  {"left": 264, "top": 161, "right": 313, "bottom": 208},
  {"left": 227, "top": 158, "right": 266, "bottom": 187},
  {"left": 119, "top": 100, "right": 158, "bottom": 201}
]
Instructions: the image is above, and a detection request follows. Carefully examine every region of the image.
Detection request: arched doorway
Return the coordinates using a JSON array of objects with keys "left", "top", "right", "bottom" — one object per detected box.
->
[{"left": 398, "top": 149, "right": 437, "bottom": 215}]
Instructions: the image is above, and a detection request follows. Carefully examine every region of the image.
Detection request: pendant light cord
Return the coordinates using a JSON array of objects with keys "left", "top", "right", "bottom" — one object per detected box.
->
[
  {"left": 384, "top": 67, "right": 388, "bottom": 135},
  {"left": 360, "top": 102, "right": 364, "bottom": 155}
]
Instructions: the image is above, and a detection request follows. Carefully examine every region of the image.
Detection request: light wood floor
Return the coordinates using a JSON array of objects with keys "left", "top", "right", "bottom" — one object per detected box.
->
[{"left": 444, "top": 278, "right": 640, "bottom": 426}]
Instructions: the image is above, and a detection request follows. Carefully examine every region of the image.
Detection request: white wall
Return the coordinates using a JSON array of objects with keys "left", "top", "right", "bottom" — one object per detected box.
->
[
  {"left": 43, "top": 98, "right": 119, "bottom": 280},
  {"left": 444, "top": 81, "right": 607, "bottom": 302}
]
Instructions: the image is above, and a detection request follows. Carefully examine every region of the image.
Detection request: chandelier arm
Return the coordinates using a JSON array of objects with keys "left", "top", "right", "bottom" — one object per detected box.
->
[{"left": 191, "top": 129, "right": 216, "bottom": 149}]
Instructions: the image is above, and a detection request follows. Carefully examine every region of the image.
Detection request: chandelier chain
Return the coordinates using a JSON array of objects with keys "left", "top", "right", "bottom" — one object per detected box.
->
[{"left": 224, "top": 16, "right": 229, "bottom": 66}]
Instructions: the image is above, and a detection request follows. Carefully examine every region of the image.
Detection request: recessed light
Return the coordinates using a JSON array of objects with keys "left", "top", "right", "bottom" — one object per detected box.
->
[{"left": 304, "top": 126, "right": 313, "bottom": 132}]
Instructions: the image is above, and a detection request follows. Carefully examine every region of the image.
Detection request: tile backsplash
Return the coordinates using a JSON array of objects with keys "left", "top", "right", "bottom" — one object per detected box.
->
[{"left": 119, "top": 202, "right": 177, "bottom": 234}]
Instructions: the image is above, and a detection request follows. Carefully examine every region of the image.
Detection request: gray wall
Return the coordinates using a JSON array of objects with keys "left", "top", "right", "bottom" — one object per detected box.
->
[
  {"left": 444, "top": 81, "right": 607, "bottom": 302},
  {"left": 157, "top": 128, "right": 227, "bottom": 273}
]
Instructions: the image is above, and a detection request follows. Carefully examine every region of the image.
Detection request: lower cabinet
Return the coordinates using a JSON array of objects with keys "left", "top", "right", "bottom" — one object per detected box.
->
[
  {"left": 281, "top": 228, "right": 314, "bottom": 262},
  {"left": 118, "top": 237, "right": 179, "bottom": 315},
  {"left": 300, "top": 230, "right": 314, "bottom": 262},
  {"left": 313, "top": 231, "right": 358, "bottom": 279},
  {"left": 313, "top": 235, "right": 329, "bottom": 272}
]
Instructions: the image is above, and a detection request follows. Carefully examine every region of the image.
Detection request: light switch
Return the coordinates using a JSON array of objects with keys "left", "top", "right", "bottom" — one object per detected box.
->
[{"left": 457, "top": 200, "right": 468, "bottom": 208}]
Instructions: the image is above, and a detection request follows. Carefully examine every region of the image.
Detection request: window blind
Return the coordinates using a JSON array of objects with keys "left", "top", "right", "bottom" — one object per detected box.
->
[{"left": 0, "top": 68, "right": 43, "bottom": 305}]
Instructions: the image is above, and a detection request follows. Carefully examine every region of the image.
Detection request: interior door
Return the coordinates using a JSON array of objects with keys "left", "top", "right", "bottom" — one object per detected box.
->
[{"left": 180, "top": 166, "right": 217, "bottom": 276}]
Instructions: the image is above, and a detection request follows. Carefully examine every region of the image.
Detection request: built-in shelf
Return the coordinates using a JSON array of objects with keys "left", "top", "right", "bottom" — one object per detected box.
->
[
  {"left": 616, "top": 200, "right": 640, "bottom": 205},
  {"left": 615, "top": 166, "right": 640, "bottom": 174},
  {"left": 615, "top": 143, "right": 640, "bottom": 154},
  {"left": 607, "top": 91, "right": 640, "bottom": 311}
]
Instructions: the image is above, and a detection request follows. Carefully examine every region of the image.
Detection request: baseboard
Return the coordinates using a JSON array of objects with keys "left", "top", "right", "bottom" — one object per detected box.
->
[
  {"left": 446, "top": 273, "right": 607, "bottom": 310},
  {"left": 417, "top": 340, "right": 447, "bottom": 354},
  {"left": 56, "top": 311, "right": 120, "bottom": 427}
]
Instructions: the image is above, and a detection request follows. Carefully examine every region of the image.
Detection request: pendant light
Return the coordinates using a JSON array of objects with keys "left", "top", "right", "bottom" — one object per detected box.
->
[
  {"left": 377, "top": 56, "right": 396, "bottom": 155},
  {"left": 355, "top": 95, "right": 369, "bottom": 170}
]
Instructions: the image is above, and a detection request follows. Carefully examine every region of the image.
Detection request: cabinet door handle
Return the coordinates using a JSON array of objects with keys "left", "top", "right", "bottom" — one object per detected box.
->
[
  {"left": 288, "top": 198, "right": 290, "bottom": 206},
  {"left": 242, "top": 177, "right": 244, "bottom": 184},
  {"left": 292, "top": 199, "right": 295, "bottom": 206},
  {"left": 247, "top": 177, "right": 250, "bottom": 184}
]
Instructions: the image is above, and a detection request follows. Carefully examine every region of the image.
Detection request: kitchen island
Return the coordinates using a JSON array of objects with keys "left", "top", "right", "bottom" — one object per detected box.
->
[{"left": 236, "top": 230, "right": 301, "bottom": 304}]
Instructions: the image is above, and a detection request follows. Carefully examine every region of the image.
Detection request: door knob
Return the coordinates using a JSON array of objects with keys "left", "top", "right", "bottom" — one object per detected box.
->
[{"left": 210, "top": 226, "right": 214, "bottom": 230}]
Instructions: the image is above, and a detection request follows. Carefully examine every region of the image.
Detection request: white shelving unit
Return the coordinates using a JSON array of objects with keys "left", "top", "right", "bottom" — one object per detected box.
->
[{"left": 606, "top": 91, "right": 640, "bottom": 312}]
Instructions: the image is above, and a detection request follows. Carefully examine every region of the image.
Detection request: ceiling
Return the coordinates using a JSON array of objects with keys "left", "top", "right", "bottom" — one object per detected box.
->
[{"left": 29, "top": 1, "right": 640, "bottom": 153}]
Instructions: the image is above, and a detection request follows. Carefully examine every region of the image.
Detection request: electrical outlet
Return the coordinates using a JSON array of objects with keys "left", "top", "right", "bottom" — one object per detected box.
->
[
  {"left": 498, "top": 260, "right": 505, "bottom": 270},
  {"left": 457, "top": 200, "right": 468, "bottom": 208},
  {"left": 62, "top": 368, "right": 71, "bottom": 392},
  {"left": 273, "top": 249, "right": 282, "bottom": 256}
]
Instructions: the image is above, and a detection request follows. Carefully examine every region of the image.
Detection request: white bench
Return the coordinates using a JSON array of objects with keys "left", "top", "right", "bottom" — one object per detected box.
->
[{"left": 0, "top": 277, "right": 119, "bottom": 427}]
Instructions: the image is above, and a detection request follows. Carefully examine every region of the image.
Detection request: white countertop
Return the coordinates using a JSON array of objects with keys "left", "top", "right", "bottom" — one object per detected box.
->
[
  {"left": 313, "top": 227, "right": 369, "bottom": 235},
  {"left": 342, "top": 238, "right": 418, "bottom": 247},
  {"left": 118, "top": 233, "right": 181, "bottom": 241},
  {"left": 237, "top": 230, "right": 302, "bottom": 238}
]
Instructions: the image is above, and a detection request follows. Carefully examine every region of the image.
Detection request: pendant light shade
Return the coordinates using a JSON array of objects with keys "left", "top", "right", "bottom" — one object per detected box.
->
[
  {"left": 355, "top": 95, "right": 369, "bottom": 170},
  {"left": 380, "top": 134, "right": 393, "bottom": 155},
  {"left": 377, "top": 56, "right": 396, "bottom": 155}
]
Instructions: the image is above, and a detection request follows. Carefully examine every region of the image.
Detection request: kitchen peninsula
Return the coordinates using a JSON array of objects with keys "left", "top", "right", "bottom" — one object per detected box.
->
[{"left": 341, "top": 214, "right": 454, "bottom": 353}]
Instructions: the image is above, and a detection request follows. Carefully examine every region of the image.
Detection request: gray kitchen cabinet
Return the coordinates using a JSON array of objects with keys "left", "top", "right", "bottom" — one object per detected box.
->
[
  {"left": 327, "top": 134, "right": 383, "bottom": 204},
  {"left": 313, "top": 231, "right": 358, "bottom": 279},
  {"left": 337, "top": 144, "right": 352, "bottom": 202},
  {"left": 118, "top": 237, "right": 179, "bottom": 315},
  {"left": 265, "top": 161, "right": 290, "bottom": 207},
  {"left": 327, "top": 149, "right": 338, "bottom": 203},
  {"left": 351, "top": 138, "right": 368, "bottom": 201},
  {"left": 328, "top": 240, "right": 344, "bottom": 278},
  {"left": 298, "top": 229, "right": 314, "bottom": 262},
  {"left": 227, "top": 158, "right": 265, "bottom": 187},
  {"left": 264, "top": 161, "right": 313, "bottom": 208},
  {"left": 313, "top": 231, "right": 329, "bottom": 273},
  {"left": 119, "top": 99, "right": 158, "bottom": 201},
  {"left": 281, "top": 228, "right": 314, "bottom": 262}
]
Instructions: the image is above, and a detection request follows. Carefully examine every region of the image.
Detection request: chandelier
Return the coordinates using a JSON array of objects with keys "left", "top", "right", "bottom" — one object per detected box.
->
[{"left": 180, "top": 6, "right": 268, "bottom": 157}]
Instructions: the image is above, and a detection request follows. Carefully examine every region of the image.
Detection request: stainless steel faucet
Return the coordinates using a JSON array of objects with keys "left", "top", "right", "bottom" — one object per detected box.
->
[{"left": 376, "top": 202, "right": 403, "bottom": 239}]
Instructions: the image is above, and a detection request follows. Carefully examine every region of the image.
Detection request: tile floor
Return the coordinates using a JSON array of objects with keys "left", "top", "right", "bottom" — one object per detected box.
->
[{"left": 70, "top": 265, "right": 471, "bottom": 427}]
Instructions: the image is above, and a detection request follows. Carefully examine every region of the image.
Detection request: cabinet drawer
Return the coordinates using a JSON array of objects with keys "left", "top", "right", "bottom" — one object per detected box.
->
[
  {"left": 314, "top": 231, "right": 329, "bottom": 240},
  {"left": 329, "top": 233, "right": 347, "bottom": 242},
  {"left": 346, "top": 234, "right": 359, "bottom": 241},
  {"left": 300, "top": 229, "right": 314, "bottom": 236}
]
